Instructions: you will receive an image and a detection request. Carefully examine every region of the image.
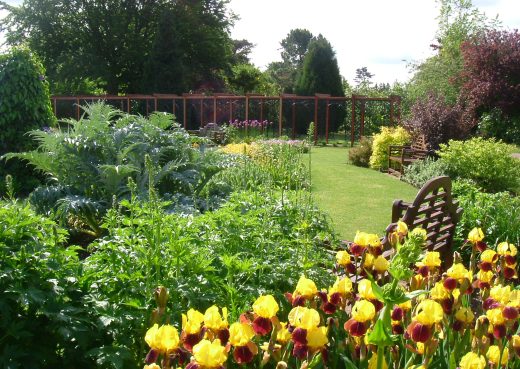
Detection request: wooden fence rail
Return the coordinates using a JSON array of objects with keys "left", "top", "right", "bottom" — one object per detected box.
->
[{"left": 51, "top": 93, "right": 401, "bottom": 146}]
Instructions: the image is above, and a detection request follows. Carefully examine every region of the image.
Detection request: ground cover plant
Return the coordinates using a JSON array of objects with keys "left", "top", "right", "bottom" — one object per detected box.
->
[{"left": 141, "top": 223, "right": 520, "bottom": 369}]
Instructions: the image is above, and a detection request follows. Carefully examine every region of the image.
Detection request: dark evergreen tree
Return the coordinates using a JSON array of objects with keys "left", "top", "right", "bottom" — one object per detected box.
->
[
  {"left": 295, "top": 35, "right": 344, "bottom": 96},
  {"left": 294, "top": 35, "right": 345, "bottom": 133}
]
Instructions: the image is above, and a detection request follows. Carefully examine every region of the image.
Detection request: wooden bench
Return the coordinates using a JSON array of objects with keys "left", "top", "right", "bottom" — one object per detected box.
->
[
  {"left": 388, "top": 135, "right": 429, "bottom": 177},
  {"left": 382, "top": 176, "right": 463, "bottom": 268}
]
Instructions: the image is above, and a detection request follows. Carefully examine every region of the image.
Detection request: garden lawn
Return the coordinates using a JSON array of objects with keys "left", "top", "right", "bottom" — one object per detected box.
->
[{"left": 310, "top": 146, "right": 418, "bottom": 239}]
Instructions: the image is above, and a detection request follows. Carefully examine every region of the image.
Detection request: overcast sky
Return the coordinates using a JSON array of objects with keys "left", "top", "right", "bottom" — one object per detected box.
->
[{"left": 2, "top": 0, "right": 520, "bottom": 85}]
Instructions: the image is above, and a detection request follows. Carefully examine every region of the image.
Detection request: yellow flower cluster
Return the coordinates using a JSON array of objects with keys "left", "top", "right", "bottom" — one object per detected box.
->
[{"left": 142, "top": 226, "right": 519, "bottom": 369}]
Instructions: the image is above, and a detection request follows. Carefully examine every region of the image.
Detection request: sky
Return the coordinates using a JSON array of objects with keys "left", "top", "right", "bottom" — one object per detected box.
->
[
  {"left": 229, "top": 0, "right": 520, "bottom": 84},
  {"left": 1, "top": 0, "right": 520, "bottom": 85}
]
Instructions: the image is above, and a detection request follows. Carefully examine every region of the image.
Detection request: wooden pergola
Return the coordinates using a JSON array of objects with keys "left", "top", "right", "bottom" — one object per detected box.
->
[{"left": 51, "top": 93, "right": 401, "bottom": 146}]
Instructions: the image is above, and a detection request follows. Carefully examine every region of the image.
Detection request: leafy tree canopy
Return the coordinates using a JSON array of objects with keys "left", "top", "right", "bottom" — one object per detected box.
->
[
  {"left": 0, "top": 0, "right": 235, "bottom": 94},
  {"left": 266, "top": 28, "right": 315, "bottom": 93},
  {"left": 407, "top": 0, "right": 498, "bottom": 105}
]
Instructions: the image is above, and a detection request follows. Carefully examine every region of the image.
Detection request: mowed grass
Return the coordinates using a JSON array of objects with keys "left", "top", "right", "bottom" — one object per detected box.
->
[{"left": 310, "top": 146, "right": 418, "bottom": 239}]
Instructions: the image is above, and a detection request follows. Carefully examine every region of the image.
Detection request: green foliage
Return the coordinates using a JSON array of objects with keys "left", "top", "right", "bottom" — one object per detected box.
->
[
  {"left": 1, "top": 0, "right": 234, "bottom": 94},
  {"left": 437, "top": 137, "right": 520, "bottom": 193},
  {"left": 4, "top": 103, "right": 230, "bottom": 236},
  {"left": 402, "top": 157, "right": 448, "bottom": 188},
  {"left": 295, "top": 35, "right": 344, "bottom": 97},
  {"left": 227, "top": 63, "right": 263, "bottom": 94},
  {"left": 211, "top": 140, "right": 310, "bottom": 196},
  {"left": 453, "top": 180, "right": 520, "bottom": 248},
  {"left": 0, "top": 46, "right": 55, "bottom": 194},
  {"left": 478, "top": 107, "right": 520, "bottom": 146},
  {"left": 348, "top": 136, "right": 373, "bottom": 167},
  {"left": 83, "top": 190, "right": 336, "bottom": 367},
  {"left": 369, "top": 126, "right": 411, "bottom": 170},
  {"left": 0, "top": 199, "right": 98, "bottom": 368},
  {"left": 407, "top": 0, "right": 497, "bottom": 105}
]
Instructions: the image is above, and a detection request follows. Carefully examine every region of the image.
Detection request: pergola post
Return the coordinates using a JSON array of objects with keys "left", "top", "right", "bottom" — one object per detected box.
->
[
  {"left": 360, "top": 98, "right": 366, "bottom": 137},
  {"left": 183, "top": 97, "right": 187, "bottom": 129},
  {"left": 350, "top": 95, "right": 356, "bottom": 147},
  {"left": 314, "top": 96, "right": 318, "bottom": 144},
  {"left": 325, "top": 98, "right": 330, "bottom": 144},
  {"left": 245, "top": 95, "right": 249, "bottom": 136},
  {"left": 199, "top": 99, "right": 203, "bottom": 128},
  {"left": 278, "top": 96, "right": 283, "bottom": 137},
  {"left": 292, "top": 100, "right": 296, "bottom": 139},
  {"left": 213, "top": 96, "right": 217, "bottom": 124}
]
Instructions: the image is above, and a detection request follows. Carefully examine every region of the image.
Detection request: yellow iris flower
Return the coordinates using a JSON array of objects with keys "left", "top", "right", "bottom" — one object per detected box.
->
[
  {"left": 486, "top": 308, "right": 505, "bottom": 326},
  {"left": 487, "top": 345, "right": 508, "bottom": 366},
  {"left": 204, "top": 306, "right": 228, "bottom": 330},
  {"left": 336, "top": 250, "right": 351, "bottom": 266},
  {"left": 417, "top": 251, "right": 441, "bottom": 268},
  {"left": 253, "top": 295, "right": 279, "bottom": 319},
  {"left": 480, "top": 249, "right": 497, "bottom": 263},
  {"left": 447, "top": 263, "right": 469, "bottom": 280},
  {"left": 455, "top": 307, "right": 474, "bottom": 323},
  {"left": 373, "top": 255, "right": 389, "bottom": 272},
  {"left": 192, "top": 339, "right": 228, "bottom": 368},
  {"left": 358, "top": 279, "right": 377, "bottom": 300},
  {"left": 288, "top": 306, "right": 321, "bottom": 330},
  {"left": 430, "top": 282, "right": 450, "bottom": 300},
  {"left": 490, "top": 285, "right": 512, "bottom": 305},
  {"left": 182, "top": 308, "right": 205, "bottom": 334},
  {"left": 459, "top": 352, "right": 486, "bottom": 369},
  {"left": 497, "top": 242, "right": 518, "bottom": 256},
  {"left": 328, "top": 277, "right": 353, "bottom": 297},
  {"left": 468, "top": 228, "right": 484, "bottom": 243},
  {"left": 145, "top": 324, "right": 180, "bottom": 352},
  {"left": 351, "top": 300, "right": 376, "bottom": 322},
  {"left": 276, "top": 322, "right": 291, "bottom": 344},
  {"left": 293, "top": 275, "right": 318, "bottom": 298},
  {"left": 229, "top": 322, "right": 255, "bottom": 347},
  {"left": 414, "top": 300, "right": 444, "bottom": 325},
  {"left": 306, "top": 326, "right": 329, "bottom": 349}
]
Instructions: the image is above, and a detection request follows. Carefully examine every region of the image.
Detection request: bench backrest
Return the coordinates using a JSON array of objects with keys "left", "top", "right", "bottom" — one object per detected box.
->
[
  {"left": 410, "top": 135, "right": 428, "bottom": 151},
  {"left": 386, "top": 176, "right": 463, "bottom": 267}
]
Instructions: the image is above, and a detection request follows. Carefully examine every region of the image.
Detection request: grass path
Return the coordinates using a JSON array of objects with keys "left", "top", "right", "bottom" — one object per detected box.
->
[{"left": 310, "top": 146, "right": 418, "bottom": 239}]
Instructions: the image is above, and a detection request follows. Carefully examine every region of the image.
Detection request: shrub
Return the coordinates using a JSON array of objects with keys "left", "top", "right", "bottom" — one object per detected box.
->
[
  {"left": 348, "top": 136, "right": 373, "bottom": 167},
  {"left": 5, "top": 103, "right": 230, "bottom": 237},
  {"left": 401, "top": 157, "right": 448, "bottom": 188},
  {"left": 404, "top": 92, "right": 467, "bottom": 149},
  {"left": 459, "top": 29, "right": 520, "bottom": 126},
  {"left": 453, "top": 180, "right": 520, "bottom": 248},
  {"left": 478, "top": 108, "right": 520, "bottom": 146},
  {"left": 0, "top": 199, "right": 98, "bottom": 368},
  {"left": 437, "top": 137, "right": 520, "bottom": 193},
  {"left": 369, "top": 126, "right": 410, "bottom": 170},
  {"left": 0, "top": 47, "right": 55, "bottom": 194}
]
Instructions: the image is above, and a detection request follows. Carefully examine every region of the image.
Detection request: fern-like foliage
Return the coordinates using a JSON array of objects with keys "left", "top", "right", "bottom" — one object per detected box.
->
[{"left": 3, "top": 102, "right": 229, "bottom": 237}]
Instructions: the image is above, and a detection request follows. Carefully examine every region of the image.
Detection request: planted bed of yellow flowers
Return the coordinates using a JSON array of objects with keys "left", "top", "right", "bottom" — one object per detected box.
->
[{"left": 143, "top": 224, "right": 519, "bottom": 369}]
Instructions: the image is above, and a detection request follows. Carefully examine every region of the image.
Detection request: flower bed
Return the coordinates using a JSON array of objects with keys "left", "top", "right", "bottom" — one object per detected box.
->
[{"left": 142, "top": 224, "right": 519, "bottom": 369}]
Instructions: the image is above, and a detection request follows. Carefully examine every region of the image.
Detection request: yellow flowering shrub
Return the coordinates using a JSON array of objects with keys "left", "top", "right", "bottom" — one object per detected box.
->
[{"left": 369, "top": 126, "right": 411, "bottom": 170}]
